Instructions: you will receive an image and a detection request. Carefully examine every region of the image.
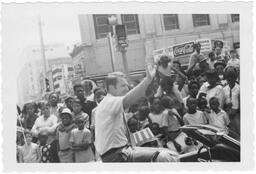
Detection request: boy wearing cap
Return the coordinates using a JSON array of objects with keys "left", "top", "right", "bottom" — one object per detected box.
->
[{"left": 56, "top": 108, "right": 76, "bottom": 163}]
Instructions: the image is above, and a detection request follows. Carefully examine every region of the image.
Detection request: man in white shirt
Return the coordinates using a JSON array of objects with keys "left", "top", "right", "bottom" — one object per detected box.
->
[{"left": 95, "top": 60, "right": 178, "bottom": 162}]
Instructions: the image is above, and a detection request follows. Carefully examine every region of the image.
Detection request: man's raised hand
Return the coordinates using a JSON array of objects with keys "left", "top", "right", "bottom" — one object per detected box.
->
[{"left": 145, "top": 55, "right": 157, "bottom": 80}]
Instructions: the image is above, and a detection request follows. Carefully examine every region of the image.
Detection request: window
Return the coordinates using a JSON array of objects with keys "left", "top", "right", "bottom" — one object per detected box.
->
[
  {"left": 192, "top": 14, "right": 210, "bottom": 27},
  {"left": 163, "top": 14, "right": 179, "bottom": 30},
  {"left": 231, "top": 14, "right": 239, "bottom": 23},
  {"left": 121, "top": 14, "right": 140, "bottom": 35},
  {"left": 93, "top": 14, "right": 113, "bottom": 39},
  {"left": 68, "top": 67, "right": 74, "bottom": 71}
]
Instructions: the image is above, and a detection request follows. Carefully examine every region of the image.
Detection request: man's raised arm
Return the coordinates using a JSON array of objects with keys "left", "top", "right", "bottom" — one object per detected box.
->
[{"left": 123, "top": 59, "right": 156, "bottom": 110}]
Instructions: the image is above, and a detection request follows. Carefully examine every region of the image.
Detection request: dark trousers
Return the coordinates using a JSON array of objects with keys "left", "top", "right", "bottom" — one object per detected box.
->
[{"left": 50, "top": 140, "right": 60, "bottom": 163}]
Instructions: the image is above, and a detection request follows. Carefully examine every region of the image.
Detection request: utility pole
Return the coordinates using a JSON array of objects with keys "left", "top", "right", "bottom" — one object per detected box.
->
[
  {"left": 38, "top": 16, "right": 48, "bottom": 92},
  {"left": 107, "top": 32, "right": 115, "bottom": 72}
]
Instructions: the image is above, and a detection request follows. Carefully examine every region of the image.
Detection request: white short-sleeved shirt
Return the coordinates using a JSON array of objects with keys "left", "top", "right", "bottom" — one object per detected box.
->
[
  {"left": 205, "top": 110, "right": 230, "bottom": 131},
  {"left": 69, "top": 128, "right": 94, "bottom": 162},
  {"left": 167, "top": 109, "right": 181, "bottom": 132},
  {"left": 95, "top": 94, "right": 128, "bottom": 155},
  {"left": 31, "top": 115, "right": 58, "bottom": 144},
  {"left": 183, "top": 110, "right": 207, "bottom": 125},
  {"left": 198, "top": 82, "right": 225, "bottom": 108},
  {"left": 19, "top": 143, "right": 39, "bottom": 163},
  {"left": 149, "top": 110, "right": 169, "bottom": 128},
  {"left": 227, "top": 58, "right": 240, "bottom": 68},
  {"left": 223, "top": 83, "right": 240, "bottom": 110}
]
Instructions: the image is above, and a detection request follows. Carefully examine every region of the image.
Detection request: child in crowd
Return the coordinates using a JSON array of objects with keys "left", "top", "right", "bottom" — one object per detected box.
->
[
  {"left": 161, "top": 96, "right": 183, "bottom": 131},
  {"left": 183, "top": 97, "right": 207, "bottom": 125},
  {"left": 38, "top": 130, "right": 53, "bottom": 163},
  {"left": 206, "top": 97, "right": 230, "bottom": 133},
  {"left": 57, "top": 108, "right": 76, "bottom": 163},
  {"left": 161, "top": 96, "right": 184, "bottom": 152},
  {"left": 148, "top": 97, "right": 169, "bottom": 137},
  {"left": 72, "top": 99, "right": 89, "bottom": 129},
  {"left": 136, "top": 106, "right": 150, "bottom": 129},
  {"left": 183, "top": 81, "right": 200, "bottom": 110},
  {"left": 197, "top": 96, "right": 210, "bottom": 112},
  {"left": 127, "top": 117, "right": 141, "bottom": 133},
  {"left": 70, "top": 117, "right": 95, "bottom": 162},
  {"left": 18, "top": 130, "right": 40, "bottom": 163},
  {"left": 198, "top": 69, "right": 225, "bottom": 108},
  {"left": 64, "top": 96, "right": 74, "bottom": 112}
]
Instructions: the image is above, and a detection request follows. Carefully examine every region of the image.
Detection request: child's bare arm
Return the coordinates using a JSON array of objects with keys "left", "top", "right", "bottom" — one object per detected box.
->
[
  {"left": 18, "top": 150, "right": 24, "bottom": 163},
  {"left": 36, "top": 146, "right": 41, "bottom": 162}
]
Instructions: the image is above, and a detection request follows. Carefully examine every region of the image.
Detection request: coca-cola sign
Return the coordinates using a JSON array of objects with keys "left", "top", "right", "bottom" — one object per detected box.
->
[{"left": 173, "top": 42, "right": 194, "bottom": 57}]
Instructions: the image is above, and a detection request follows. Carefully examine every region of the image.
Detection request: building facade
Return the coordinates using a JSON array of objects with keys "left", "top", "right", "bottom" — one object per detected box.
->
[
  {"left": 17, "top": 60, "right": 44, "bottom": 105},
  {"left": 48, "top": 58, "right": 75, "bottom": 97},
  {"left": 71, "top": 14, "right": 239, "bottom": 84},
  {"left": 17, "top": 44, "right": 72, "bottom": 105}
]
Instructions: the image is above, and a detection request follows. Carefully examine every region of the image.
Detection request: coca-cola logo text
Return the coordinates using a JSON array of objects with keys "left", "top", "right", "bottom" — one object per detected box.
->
[{"left": 173, "top": 42, "right": 194, "bottom": 57}]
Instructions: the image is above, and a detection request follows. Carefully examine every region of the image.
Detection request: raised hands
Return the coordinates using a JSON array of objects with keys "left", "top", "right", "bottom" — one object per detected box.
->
[{"left": 145, "top": 55, "right": 157, "bottom": 80}]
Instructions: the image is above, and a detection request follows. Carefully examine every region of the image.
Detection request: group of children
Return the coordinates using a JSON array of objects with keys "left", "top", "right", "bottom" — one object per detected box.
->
[
  {"left": 17, "top": 98, "right": 95, "bottom": 163},
  {"left": 126, "top": 49, "right": 240, "bottom": 153}
]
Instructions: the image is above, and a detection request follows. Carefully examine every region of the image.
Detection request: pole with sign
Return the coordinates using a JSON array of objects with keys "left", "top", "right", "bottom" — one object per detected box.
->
[{"left": 115, "top": 24, "right": 130, "bottom": 80}]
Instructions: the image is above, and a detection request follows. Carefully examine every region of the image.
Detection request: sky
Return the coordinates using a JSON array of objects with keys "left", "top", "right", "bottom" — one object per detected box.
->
[{"left": 2, "top": 3, "right": 82, "bottom": 77}]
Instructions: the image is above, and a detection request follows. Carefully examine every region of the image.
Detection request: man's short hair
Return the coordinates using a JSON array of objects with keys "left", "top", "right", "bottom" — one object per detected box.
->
[
  {"left": 73, "top": 84, "right": 83, "bottom": 92},
  {"left": 105, "top": 72, "right": 126, "bottom": 91},
  {"left": 172, "top": 60, "right": 181, "bottom": 67}
]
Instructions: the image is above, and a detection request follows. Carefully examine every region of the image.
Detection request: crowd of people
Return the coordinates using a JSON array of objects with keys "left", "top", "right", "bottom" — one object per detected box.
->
[{"left": 16, "top": 42, "right": 240, "bottom": 163}]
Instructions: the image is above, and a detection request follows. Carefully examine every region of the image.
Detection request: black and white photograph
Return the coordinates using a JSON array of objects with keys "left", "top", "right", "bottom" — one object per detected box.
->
[{"left": 0, "top": 1, "right": 254, "bottom": 172}]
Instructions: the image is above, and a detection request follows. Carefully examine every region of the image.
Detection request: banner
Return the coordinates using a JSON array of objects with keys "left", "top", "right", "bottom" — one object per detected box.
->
[
  {"left": 152, "top": 38, "right": 230, "bottom": 62},
  {"left": 196, "top": 38, "right": 212, "bottom": 53},
  {"left": 172, "top": 41, "right": 194, "bottom": 57}
]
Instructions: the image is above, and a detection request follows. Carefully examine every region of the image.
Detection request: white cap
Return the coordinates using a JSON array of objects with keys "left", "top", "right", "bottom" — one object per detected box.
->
[{"left": 61, "top": 108, "right": 72, "bottom": 116}]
